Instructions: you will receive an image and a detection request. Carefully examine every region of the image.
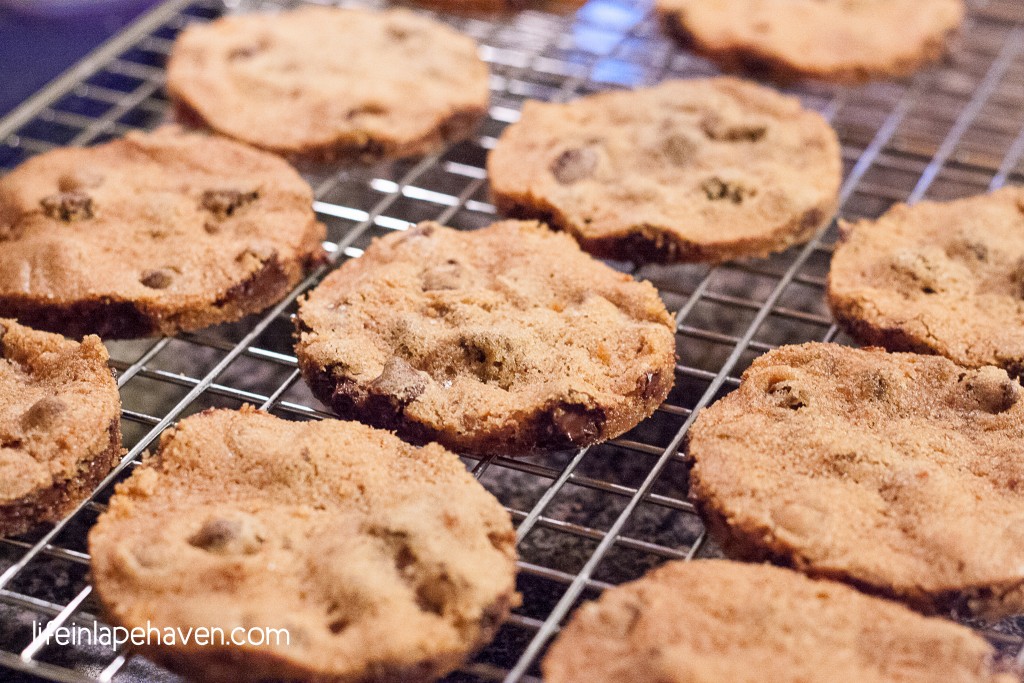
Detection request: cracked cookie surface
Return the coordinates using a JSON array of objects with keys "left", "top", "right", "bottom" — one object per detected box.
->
[
  {"left": 294, "top": 220, "right": 676, "bottom": 455},
  {"left": 167, "top": 7, "right": 489, "bottom": 162},
  {"left": 829, "top": 188, "right": 1024, "bottom": 373},
  {"left": 487, "top": 78, "right": 841, "bottom": 264},
  {"left": 657, "top": 0, "right": 964, "bottom": 84},
  {"left": 543, "top": 560, "right": 1016, "bottom": 683},
  {"left": 687, "top": 343, "right": 1024, "bottom": 619},
  {"left": 0, "top": 319, "right": 121, "bottom": 537},
  {"left": 88, "top": 406, "right": 517, "bottom": 683},
  {"left": 0, "top": 127, "right": 325, "bottom": 338}
]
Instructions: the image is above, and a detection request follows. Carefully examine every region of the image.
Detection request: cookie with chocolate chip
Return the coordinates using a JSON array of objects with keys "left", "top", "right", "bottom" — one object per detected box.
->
[
  {"left": 89, "top": 407, "right": 517, "bottom": 683},
  {"left": 545, "top": 560, "right": 1016, "bottom": 683},
  {"left": 0, "top": 319, "right": 121, "bottom": 537},
  {"left": 167, "top": 7, "right": 489, "bottom": 162},
  {"left": 829, "top": 188, "right": 1024, "bottom": 374},
  {"left": 294, "top": 220, "right": 676, "bottom": 455},
  {"left": 688, "top": 343, "right": 1024, "bottom": 619},
  {"left": 657, "top": 0, "right": 964, "bottom": 84},
  {"left": 487, "top": 78, "right": 841, "bottom": 264},
  {"left": 0, "top": 127, "right": 325, "bottom": 338}
]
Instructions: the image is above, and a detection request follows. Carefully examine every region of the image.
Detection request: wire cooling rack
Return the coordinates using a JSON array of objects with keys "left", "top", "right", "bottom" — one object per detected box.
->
[{"left": 2, "top": 0, "right": 1024, "bottom": 680}]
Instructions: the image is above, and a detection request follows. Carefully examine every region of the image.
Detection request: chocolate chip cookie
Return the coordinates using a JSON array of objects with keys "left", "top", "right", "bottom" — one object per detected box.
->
[
  {"left": 487, "top": 78, "right": 841, "bottom": 264},
  {"left": 829, "top": 188, "right": 1024, "bottom": 374},
  {"left": 294, "top": 220, "right": 676, "bottom": 455},
  {"left": 544, "top": 560, "right": 1016, "bottom": 683},
  {"left": 0, "top": 126, "right": 325, "bottom": 339},
  {"left": 658, "top": 0, "right": 965, "bottom": 84},
  {"left": 0, "top": 319, "right": 121, "bottom": 537},
  {"left": 89, "top": 407, "right": 517, "bottom": 683},
  {"left": 167, "top": 7, "right": 490, "bottom": 162},
  {"left": 688, "top": 343, "right": 1024, "bottom": 619}
]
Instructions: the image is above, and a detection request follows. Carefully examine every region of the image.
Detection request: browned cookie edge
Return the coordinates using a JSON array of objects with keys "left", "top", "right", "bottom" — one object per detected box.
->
[
  {"left": 658, "top": 8, "right": 958, "bottom": 85},
  {"left": 294, "top": 338, "right": 673, "bottom": 456},
  {"left": 492, "top": 189, "right": 836, "bottom": 265},
  {"left": 0, "top": 419, "right": 122, "bottom": 538},
  {"left": 686, "top": 408, "right": 1024, "bottom": 620},
  {"left": 0, "top": 225, "right": 326, "bottom": 339},
  {"left": 172, "top": 99, "right": 487, "bottom": 165},
  {"left": 105, "top": 581, "right": 516, "bottom": 683}
]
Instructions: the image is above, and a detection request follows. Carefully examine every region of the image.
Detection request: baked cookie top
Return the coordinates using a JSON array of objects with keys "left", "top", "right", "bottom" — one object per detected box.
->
[
  {"left": 543, "top": 560, "right": 1015, "bottom": 683},
  {"left": 294, "top": 220, "right": 676, "bottom": 455},
  {"left": 657, "top": 0, "right": 965, "bottom": 84},
  {"left": 0, "top": 126, "right": 325, "bottom": 339},
  {"left": 0, "top": 319, "right": 119, "bottom": 524},
  {"left": 829, "top": 188, "right": 1024, "bottom": 373},
  {"left": 167, "top": 7, "right": 490, "bottom": 161},
  {"left": 89, "top": 407, "right": 517, "bottom": 683},
  {"left": 687, "top": 343, "right": 1024, "bottom": 619},
  {"left": 487, "top": 78, "right": 841, "bottom": 264}
]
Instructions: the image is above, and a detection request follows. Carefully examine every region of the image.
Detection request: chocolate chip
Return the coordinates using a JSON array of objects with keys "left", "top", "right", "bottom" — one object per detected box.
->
[
  {"left": 40, "top": 190, "right": 94, "bottom": 222},
  {"left": 640, "top": 370, "right": 667, "bottom": 401},
  {"left": 550, "top": 403, "right": 604, "bottom": 444},
  {"left": 347, "top": 103, "right": 388, "bottom": 119},
  {"left": 767, "top": 380, "right": 809, "bottom": 410},
  {"left": 551, "top": 147, "right": 598, "bottom": 185},
  {"left": 189, "top": 517, "right": 263, "bottom": 554},
  {"left": 958, "top": 366, "right": 1020, "bottom": 414},
  {"left": 370, "top": 357, "right": 427, "bottom": 405},
  {"left": 58, "top": 170, "right": 104, "bottom": 192},
  {"left": 228, "top": 37, "right": 269, "bottom": 61},
  {"left": 663, "top": 134, "right": 697, "bottom": 167},
  {"left": 140, "top": 269, "right": 174, "bottom": 289},
  {"left": 21, "top": 397, "right": 67, "bottom": 430},
  {"left": 701, "top": 114, "right": 767, "bottom": 142},
  {"left": 967, "top": 242, "right": 988, "bottom": 261},
  {"left": 701, "top": 177, "right": 754, "bottom": 204},
  {"left": 421, "top": 260, "right": 463, "bottom": 291},
  {"left": 237, "top": 245, "right": 276, "bottom": 264},
  {"left": 401, "top": 222, "right": 436, "bottom": 241},
  {"left": 200, "top": 189, "right": 258, "bottom": 219},
  {"left": 386, "top": 24, "right": 413, "bottom": 40}
]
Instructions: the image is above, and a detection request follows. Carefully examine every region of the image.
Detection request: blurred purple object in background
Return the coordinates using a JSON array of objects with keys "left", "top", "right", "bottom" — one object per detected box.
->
[
  {"left": 0, "top": 0, "right": 161, "bottom": 117},
  {"left": 0, "top": 0, "right": 154, "bottom": 17}
]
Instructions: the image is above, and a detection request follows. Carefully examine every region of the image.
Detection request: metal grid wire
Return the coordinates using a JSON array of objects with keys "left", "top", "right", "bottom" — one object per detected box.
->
[{"left": 1, "top": 0, "right": 1024, "bottom": 680}]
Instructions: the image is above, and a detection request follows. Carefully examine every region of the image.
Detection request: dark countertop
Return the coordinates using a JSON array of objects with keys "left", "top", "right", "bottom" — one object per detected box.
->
[{"left": 0, "top": 0, "right": 161, "bottom": 119}]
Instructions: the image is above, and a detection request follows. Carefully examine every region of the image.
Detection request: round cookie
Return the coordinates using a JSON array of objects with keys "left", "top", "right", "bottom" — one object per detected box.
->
[
  {"left": 487, "top": 78, "right": 841, "bottom": 264},
  {"left": 543, "top": 560, "right": 1016, "bottom": 683},
  {"left": 88, "top": 407, "right": 517, "bottom": 683},
  {"left": 294, "top": 220, "right": 677, "bottom": 456},
  {"left": 0, "top": 126, "right": 325, "bottom": 339},
  {"left": 687, "top": 342, "right": 1024, "bottom": 619},
  {"left": 657, "top": 0, "right": 965, "bottom": 84},
  {"left": 829, "top": 188, "right": 1024, "bottom": 374},
  {"left": 167, "top": 7, "right": 490, "bottom": 162},
  {"left": 0, "top": 319, "right": 121, "bottom": 537}
]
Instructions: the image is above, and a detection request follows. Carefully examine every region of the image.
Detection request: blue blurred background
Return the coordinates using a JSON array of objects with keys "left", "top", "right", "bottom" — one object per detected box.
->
[{"left": 0, "top": 0, "right": 161, "bottom": 118}]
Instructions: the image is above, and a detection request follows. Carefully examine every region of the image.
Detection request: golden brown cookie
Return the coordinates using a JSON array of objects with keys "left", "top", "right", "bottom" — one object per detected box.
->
[
  {"left": 829, "top": 188, "right": 1024, "bottom": 374},
  {"left": 487, "top": 78, "right": 841, "bottom": 264},
  {"left": 89, "top": 406, "right": 517, "bottom": 683},
  {"left": 0, "top": 127, "right": 325, "bottom": 339},
  {"left": 657, "top": 0, "right": 965, "bottom": 84},
  {"left": 294, "top": 220, "right": 676, "bottom": 455},
  {"left": 0, "top": 319, "right": 120, "bottom": 537},
  {"left": 167, "top": 7, "right": 490, "bottom": 162},
  {"left": 687, "top": 343, "right": 1024, "bottom": 619},
  {"left": 543, "top": 560, "right": 1016, "bottom": 683}
]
